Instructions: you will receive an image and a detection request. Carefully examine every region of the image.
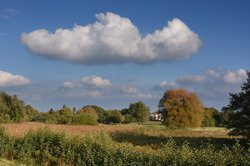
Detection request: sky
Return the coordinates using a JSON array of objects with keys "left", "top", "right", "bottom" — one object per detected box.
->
[{"left": 0, "top": 0, "right": 249, "bottom": 112}]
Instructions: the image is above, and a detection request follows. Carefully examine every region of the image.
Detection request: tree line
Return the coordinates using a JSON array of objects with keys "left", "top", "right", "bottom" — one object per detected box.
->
[
  {"left": 0, "top": 92, "right": 150, "bottom": 125},
  {"left": 0, "top": 71, "right": 249, "bottom": 138},
  {"left": 32, "top": 101, "right": 150, "bottom": 125}
]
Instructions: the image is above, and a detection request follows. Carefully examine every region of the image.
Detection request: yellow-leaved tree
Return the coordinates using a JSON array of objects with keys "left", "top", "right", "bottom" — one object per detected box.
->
[{"left": 159, "top": 89, "right": 204, "bottom": 128}]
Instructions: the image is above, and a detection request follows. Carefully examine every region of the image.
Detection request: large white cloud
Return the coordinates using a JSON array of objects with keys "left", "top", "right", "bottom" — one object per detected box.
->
[
  {"left": 21, "top": 12, "right": 201, "bottom": 65},
  {"left": 0, "top": 70, "right": 31, "bottom": 87}
]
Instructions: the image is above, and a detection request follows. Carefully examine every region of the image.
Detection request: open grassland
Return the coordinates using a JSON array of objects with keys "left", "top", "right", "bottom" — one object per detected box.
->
[
  {"left": 0, "top": 124, "right": 249, "bottom": 165},
  {"left": 0, "top": 122, "right": 238, "bottom": 140},
  {"left": 2, "top": 122, "right": 135, "bottom": 137},
  {"left": 0, "top": 122, "right": 249, "bottom": 165},
  {"left": 2, "top": 121, "right": 231, "bottom": 138},
  {"left": 1, "top": 121, "right": 244, "bottom": 150}
]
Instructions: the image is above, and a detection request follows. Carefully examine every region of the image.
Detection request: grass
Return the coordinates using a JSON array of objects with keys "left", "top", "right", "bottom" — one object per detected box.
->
[
  {"left": 1, "top": 121, "right": 237, "bottom": 138},
  {"left": 1, "top": 122, "right": 134, "bottom": 137},
  {"left": 1, "top": 121, "right": 245, "bottom": 150},
  {"left": 0, "top": 122, "right": 249, "bottom": 165},
  {"left": 0, "top": 158, "right": 25, "bottom": 166},
  {"left": 0, "top": 126, "right": 249, "bottom": 165}
]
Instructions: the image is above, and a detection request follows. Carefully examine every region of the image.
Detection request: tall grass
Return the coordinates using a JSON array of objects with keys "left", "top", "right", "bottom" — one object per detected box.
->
[{"left": 0, "top": 126, "right": 249, "bottom": 165}]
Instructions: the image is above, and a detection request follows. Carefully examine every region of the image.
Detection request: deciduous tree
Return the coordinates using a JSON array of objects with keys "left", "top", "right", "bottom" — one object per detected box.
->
[
  {"left": 128, "top": 101, "right": 150, "bottom": 124},
  {"left": 159, "top": 89, "right": 204, "bottom": 128}
]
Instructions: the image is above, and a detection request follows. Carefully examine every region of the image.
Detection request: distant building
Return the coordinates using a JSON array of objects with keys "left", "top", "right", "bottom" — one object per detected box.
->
[{"left": 150, "top": 112, "right": 162, "bottom": 121}]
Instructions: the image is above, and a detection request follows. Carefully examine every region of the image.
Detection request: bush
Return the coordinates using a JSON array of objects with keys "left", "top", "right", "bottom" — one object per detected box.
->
[
  {"left": 0, "top": 127, "right": 14, "bottom": 160},
  {"left": 72, "top": 114, "right": 98, "bottom": 125},
  {"left": 202, "top": 108, "right": 216, "bottom": 127},
  {"left": 106, "top": 110, "right": 124, "bottom": 124}
]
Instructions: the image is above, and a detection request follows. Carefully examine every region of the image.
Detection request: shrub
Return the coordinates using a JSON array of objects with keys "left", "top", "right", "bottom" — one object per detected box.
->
[
  {"left": 202, "top": 108, "right": 216, "bottom": 127},
  {"left": 106, "top": 110, "right": 124, "bottom": 124},
  {"left": 72, "top": 114, "right": 98, "bottom": 125}
]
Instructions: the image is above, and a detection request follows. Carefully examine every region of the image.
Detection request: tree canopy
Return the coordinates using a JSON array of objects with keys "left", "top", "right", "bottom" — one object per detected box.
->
[
  {"left": 0, "top": 92, "right": 38, "bottom": 123},
  {"left": 225, "top": 71, "right": 250, "bottom": 138},
  {"left": 128, "top": 101, "right": 150, "bottom": 124},
  {"left": 159, "top": 89, "right": 204, "bottom": 128}
]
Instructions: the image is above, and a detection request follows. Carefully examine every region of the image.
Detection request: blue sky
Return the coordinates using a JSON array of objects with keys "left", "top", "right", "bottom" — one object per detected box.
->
[{"left": 0, "top": 0, "right": 249, "bottom": 111}]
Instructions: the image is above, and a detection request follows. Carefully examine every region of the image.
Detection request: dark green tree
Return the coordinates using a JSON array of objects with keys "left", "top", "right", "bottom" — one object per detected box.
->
[
  {"left": 220, "top": 107, "right": 233, "bottom": 127},
  {"left": 225, "top": 71, "right": 250, "bottom": 138},
  {"left": 128, "top": 101, "right": 150, "bottom": 124}
]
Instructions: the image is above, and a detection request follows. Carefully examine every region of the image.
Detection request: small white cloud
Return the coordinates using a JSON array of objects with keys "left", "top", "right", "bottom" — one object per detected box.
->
[
  {"left": 0, "top": 8, "right": 19, "bottom": 20},
  {"left": 223, "top": 69, "right": 247, "bottom": 84},
  {"left": 63, "top": 75, "right": 112, "bottom": 89},
  {"left": 152, "top": 81, "right": 176, "bottom": 90},
  {"left": 21, "top": 12, "right": 201, "bottom": 65},
  {"left": 205, "top": 69, "right": 220, "bottom": 78},
  {"left": 4, "top": 8, "right": 19, "bottom": 14},
  {"left": 177, "top": 75, "right": 205, "bottom": 85},
  {"left": 127, "top": 87, "right": 140, "bottom": 94},
  {"left": 0, "top": 70, "right": 31, "bottom": 87},
  {"left": 88, "top": 91, "right": 102, "bottom": 98},
  {"left": 81, "top": 76, "right": 112, "bottom": 88},
  {"left": 63, "top": 81, "right": 78, "bottom": 88},
  {"left": 122, "top": 87, "right": 152, "bottom": 99},
  {"left": 159, "top": 81, "right": 176, "bottom": 87}
]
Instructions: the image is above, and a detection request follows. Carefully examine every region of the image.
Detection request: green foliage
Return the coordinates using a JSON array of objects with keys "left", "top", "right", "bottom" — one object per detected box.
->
[
  {"left": 128, "top": 101, "right": 150, "bottom": 124},
  {"left": 72, "top": 114, "right": 98, "bottom": 125},
  {"left": 106, "top": 110, "right": 124, "bottom": 124},
  {"left": 225, "top": 71, "right": 250, "bottom": 138},
  {"left": 0, "top": 127, "right": 14, "bottom": 160},
  {"left": 32, "top": 105, "right": 98, "bottom": 125},
  {"left": 0, "top": 92, "right": 38, "bottom": 123},
  {"left": 202, "top": 108, "right": 216, "bottom": 127},
  {"left": 220, "top": 107, "right": 233, "bottom": 127},
  {"left": 14, "top": 128, "right": 67, "bottom": 165},
  {"left": 123, "top": 114, "right": 135, "bottom": 123},
  {"left": 81, "top": 105, "right": 107, "bottom": 123},
  {"left": 159, "top": 89, "right": 205, "bottom": 128},
  {"left": 0, "top": 127, "right": 249, "bottom": 165}
]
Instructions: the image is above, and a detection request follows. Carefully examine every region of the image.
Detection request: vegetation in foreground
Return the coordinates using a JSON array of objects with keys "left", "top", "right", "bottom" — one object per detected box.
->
[{"left": 0, "top": 126, "right": 249, "bottom": 166}]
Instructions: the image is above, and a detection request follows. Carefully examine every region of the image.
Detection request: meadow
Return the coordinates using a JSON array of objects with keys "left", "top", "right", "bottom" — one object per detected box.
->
[{"left": 0, "top": 122, "right": 249, "bottom": 165}]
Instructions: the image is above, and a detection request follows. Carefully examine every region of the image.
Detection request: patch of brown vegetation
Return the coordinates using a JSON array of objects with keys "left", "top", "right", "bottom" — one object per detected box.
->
[
  {"left": 1, "top": 122, "right": 135, "bottom": 137},
  {"left": 1, "top": 122, "right": 236, "bottom": 139}
]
